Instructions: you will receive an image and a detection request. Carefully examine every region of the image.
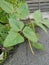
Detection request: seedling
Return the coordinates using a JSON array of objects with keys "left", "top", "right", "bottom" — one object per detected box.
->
[{"left": 0, "top": 0, "right": 49, "bottom": 63}]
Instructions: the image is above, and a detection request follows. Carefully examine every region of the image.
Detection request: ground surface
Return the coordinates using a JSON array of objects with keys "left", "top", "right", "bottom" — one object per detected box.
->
[{"left": 3, "top": 28, "right": 49, "bottom": 65}]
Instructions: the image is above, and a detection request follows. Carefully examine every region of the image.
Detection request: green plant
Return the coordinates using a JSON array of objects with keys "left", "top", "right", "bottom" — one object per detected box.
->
[{"left": 0, "top": 0, "right": 49, "bottom": 58}]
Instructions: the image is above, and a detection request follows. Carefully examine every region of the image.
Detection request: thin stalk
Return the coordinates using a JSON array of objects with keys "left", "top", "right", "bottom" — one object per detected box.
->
[
  {"left": 29, "top": 19, "right": 35, "bottom": 32},
  {"left": 28, "top": 40, "right": 34, "bottom": 55},
  {"left": 31, "top": 21, "right": 35, "bottom": 32}
]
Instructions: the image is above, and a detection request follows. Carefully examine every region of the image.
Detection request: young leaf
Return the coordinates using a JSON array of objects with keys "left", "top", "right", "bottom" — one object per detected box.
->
[
  {"left": 16, "top": 2, "right": 29, "bottom": 19},
  {"left": 0, "top": 0, "right": 14, "bottom": 13},
  {"left": 33, "top": 10, "right": 43, "bottom": 22},
  {"left": 33, "top": 10, "right": 49, "bottom": 33},
  {"left": 23, "top": 26, "right": 38, "bottom": 43},
  {"left": 4, "top": 31, "right": 24, "bottom": 47},
  {"left": 41, "top": 19, "right": 49, "bottom": 28},
  {"left": 35, "top": 22, "right": 47, "bottom": 33},
  {"left": 9, "top": 18, "right": 24, "bottom": 31},
  {"left": 32, "top": 42, "right": 45, "bottom": 50}
]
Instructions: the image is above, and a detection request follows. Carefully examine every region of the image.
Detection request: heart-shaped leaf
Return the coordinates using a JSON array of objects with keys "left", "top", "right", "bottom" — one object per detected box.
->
[
  {"left": 33, "top": 10, "right": 43, "bottom": 22},
  {"left": 9, "top": 18, "right": 24, "bottom": 32},
  {"left": 4, "top": 31, "right": 24, "bottom": 47},
  {"left": 23, "top": 26, "right": 38, "bottom": 43},
  {"left": 16, "top": 3, "right": 29, "bottom": 19}
]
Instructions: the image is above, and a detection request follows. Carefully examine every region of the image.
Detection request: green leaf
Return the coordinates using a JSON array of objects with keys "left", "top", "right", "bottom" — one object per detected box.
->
[
  {"left": 0, "top": 0, "right": 14, "bottom": 13},
  {"left": 9, "top": 18, "right": 24, "bottom": 31},
  {"left": 16, "top": 3, "right": 29, "bottom": 19},
  {"left": 8, "top": 28, "right": 17, "bottom": 33},
  {"left": 41, "top": 19, "right": 49, "bottom": 28},
  {"left": 33, "top": 10, "right": 49, "bottom": 33},
  {"left": 32, "top": 42, "right": 45, "bottom": 50},
  {"left": 35, "top": 22, "right": 47, "bottom": 33},
  {"left": 23, "top": 26, "right": 38, "bottom": 43},
  {"left": 33, "top": 10, "right": 43, "bottom": 22},
  {"left": 4, "top": 31, "right": 24, "bottom": 47},
  {"left": 0, "top": 11, "right": 8, "bottom": 23},
  {"left": 0, "top": 24, "right": 8, "bottom": 44},
  {"left": 9, "top": 13, "right": 18, "bottom": 20}
]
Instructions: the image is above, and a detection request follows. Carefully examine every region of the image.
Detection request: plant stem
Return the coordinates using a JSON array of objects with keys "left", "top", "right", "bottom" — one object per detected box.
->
[
  {"left": 29, "top": 19, "right": 35, "bottom": 32},
  {"left": 32, "top": 23, "right": 35, "bottom": 32},
  {"left": 31, "top": 21, "right": 35, "bottom": 32},
  {"left": 28, "top": 40, "right": 34, "bottom": 55}
]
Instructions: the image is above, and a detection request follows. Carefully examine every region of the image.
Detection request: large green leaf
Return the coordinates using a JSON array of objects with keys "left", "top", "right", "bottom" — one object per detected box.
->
[
  {"left": 32, "top": 42, "right": 45, "bottom": 50},
  {"left": 9, "top": 18, "right": 24, "bottom": 31},
  {"left": 16, "top": 3, "right": 29, "bottom": 19},
  {"left": 23, "top": 26, "right": 38, "bottom": 43},
  {"left": 4, "top": 31, "right": 24, "bottom": 47},
  {"left": 0, "top": 0, "right": 14, "bottom": 13}
]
